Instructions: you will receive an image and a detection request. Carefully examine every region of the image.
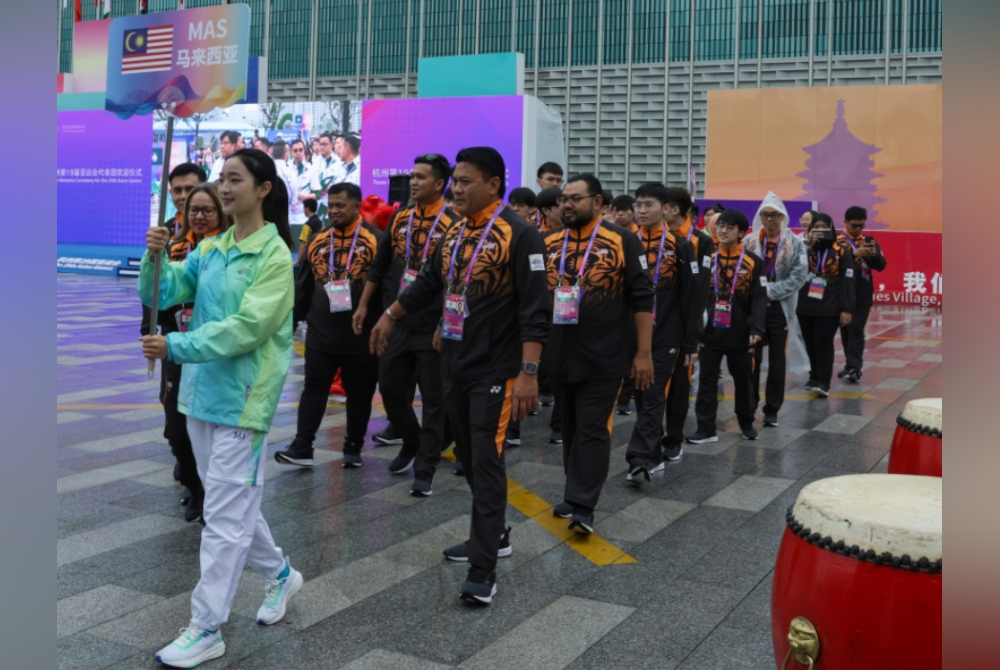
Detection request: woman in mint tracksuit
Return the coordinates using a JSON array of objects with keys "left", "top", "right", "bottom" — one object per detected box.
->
[{"left": 139, "top": 149, "right": 303, "bottom": 669}]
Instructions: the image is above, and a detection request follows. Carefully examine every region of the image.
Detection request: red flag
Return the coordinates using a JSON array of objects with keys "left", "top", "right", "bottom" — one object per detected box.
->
[{"left": 74, "top": 0, "right": 82, "bottom": 22}]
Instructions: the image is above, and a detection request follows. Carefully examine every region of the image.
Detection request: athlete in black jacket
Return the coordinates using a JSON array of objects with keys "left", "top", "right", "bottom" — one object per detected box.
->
[
  {"left": 689, "top": 210, "right": 767, "bottom": 443},
  {"left": 370, "top": 147, "right": 551, "bottom": 606}
]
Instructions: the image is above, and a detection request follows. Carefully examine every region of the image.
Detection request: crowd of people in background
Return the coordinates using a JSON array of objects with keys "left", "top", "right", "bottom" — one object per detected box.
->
[{"left": 138, "top": 147, "right": 887, "bottom": 668}]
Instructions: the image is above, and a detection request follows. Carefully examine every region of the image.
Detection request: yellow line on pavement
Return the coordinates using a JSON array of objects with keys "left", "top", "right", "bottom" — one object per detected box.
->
[{"left": 439, "top": 447, "right": 636, "bottom": 566}]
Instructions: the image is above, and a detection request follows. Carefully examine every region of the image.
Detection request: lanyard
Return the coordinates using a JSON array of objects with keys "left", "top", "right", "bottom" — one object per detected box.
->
[
  {"left": 843, "top": 235, "right": 869, "bottom": 263},
  {"left": 404, "top": 205, "right": 446, "bottom": 265},
  {"left": 713, "top": 248, "right": 747, "bottom": 296},
  {"left": 812, "top": 249, "right": 829, "bottom": 276},
  {"left": 558, "top": 221, "right": 603, "bottom": 286},
  {"left": 329, "top": 220, "right": 363, "bottom": 280},
  {"left": 535, "top": 211, "right": 542, "bottom": 232},
  {"left": 637, "top": 225, "right": 668, "bottom": 286},
  {"left": 447, "top": 204, "right": 503, "bottom": 291},
  {"left": 763, "top": 232, "right": 780, "bottom": 277}
]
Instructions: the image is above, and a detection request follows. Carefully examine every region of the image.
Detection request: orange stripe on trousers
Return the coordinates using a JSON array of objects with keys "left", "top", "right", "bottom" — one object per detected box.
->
[{"left": 494, "top": 378, "right": 516, "bottom": 457}]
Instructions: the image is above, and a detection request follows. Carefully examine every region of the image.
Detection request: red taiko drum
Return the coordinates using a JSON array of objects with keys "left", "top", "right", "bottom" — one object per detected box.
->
[
  {"left": 771, "top": 474, "right": 942, "bottom": 669},
  {"left": 888, "top": 398, "right": 942, "bottom": 477}
]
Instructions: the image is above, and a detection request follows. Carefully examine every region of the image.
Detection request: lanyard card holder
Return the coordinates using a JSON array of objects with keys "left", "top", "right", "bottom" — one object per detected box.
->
[
  {"left": 808, "top": 275, "right": 826, "bottom": 300},
  {"left": 553, "top": 286, "right": 581, "bottom": 325},
  {"left": 442, "top": 293, "right": 467, "bottom": 341},
  {"left": 399, "top": 268, "right": 419, "bottom": 293},
  {"left": 175, "top": 307, "right": 193, "bottom": 333},
  {"left": 325, "top": 278, "right": 353, "bottom": 312},
  {"left": 713, "top": 300, "right": 732, "bottom": 329},
  {"left": 861, "top": 261, "right": 871, "bottom": 282},
  {"left": 652, "top": 295, "right": 658, "bottom": 327}
]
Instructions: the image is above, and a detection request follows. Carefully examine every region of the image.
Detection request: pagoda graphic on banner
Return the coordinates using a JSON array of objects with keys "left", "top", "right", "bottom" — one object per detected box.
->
[{"left": 796, "top": 99, "right": 886, "bottom": 229}]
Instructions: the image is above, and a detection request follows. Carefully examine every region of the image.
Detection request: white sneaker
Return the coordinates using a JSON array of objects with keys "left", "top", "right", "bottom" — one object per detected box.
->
[
  {"left": 649, "top": 462, "right": 665, "bottom": 474},
  {"left": 154, "top": 623, "right": 224, "bottom": 668},
  {"left": 257, "top": 561, "right": 304, "bottom": 625}
]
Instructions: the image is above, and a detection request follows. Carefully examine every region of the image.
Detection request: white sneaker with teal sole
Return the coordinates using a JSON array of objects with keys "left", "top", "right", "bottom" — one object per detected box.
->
[
  {"left": 257, "top": 561, "right": 304, "bottom": 625},
  {"left": 154, "top": 623, "right": 224, "bottom": 668}
]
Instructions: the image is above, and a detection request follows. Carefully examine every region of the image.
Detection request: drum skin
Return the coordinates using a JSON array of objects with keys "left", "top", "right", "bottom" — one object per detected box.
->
[
  {"left": 771, "top": 528, "right": 942, "bottom": 669},
  {"left": 888, "top": 425, "right": 942, "bottom": 477}
]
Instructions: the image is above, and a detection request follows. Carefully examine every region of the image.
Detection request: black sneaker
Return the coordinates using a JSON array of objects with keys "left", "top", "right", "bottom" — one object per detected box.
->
[
  {"left": 847, "top": 369, "right": 862, "bottom": 383},
  {"left": 741, "top": 426, "right": 759, "bottom": 440},
  {"left": 547, "top": 431, "right": 563, "bottom": 444},
  {"left": 372, "top": 424, "right": 403, "bottom": 446},
  {"left": 837, "top": 369, "right": 851, "bottom": 379},
  {"left": 552, "top": 501, "right": 574, "bottom": 518},
  {"left": 616, "top": 403, "right": 632, "bottom": 416},
  {"left": 180, "top": 487, "right": 192, "bottom": 505},
  {"left": 389, "top": 446, "right": 417, "bottom": 474},
  {"left": 459, "top": 566, "right": 497, "bottom": 605},
  {"left": 626, "top": 465, "right": 650, "bottom": 486},
  {"left": 275, "top": 440, "right": 315, "bottom": 467},
  {"left": 342, "top": 452, "right": 363, "bottom": 468},
  {"left": 686, "top": 432, "right": 718, "bottom": 444},
  {"left": 505, "top": 426, "right": 521, "bottom": 447},
  {"left": 410, "top": 471, "right": 433, "bottom": 497},
  {"left": 452, "top": 459, "right": 464, "bottom": 476},
  {"left": 529, "top": 405, "right": 539, "bottom": 416},
  {"left": 539, "top": 394, "right": 555, "bottom": 406},
  {"left": 568, "top": 509, "right": 595, "bottom": 535},
  {"left": 814, "top": 384, "right": 830, "bottom": 398},
  {"left": 443, "top": 527, "right": 512, "bottom": 562},
  {"left": 763, "top": 413, "right": 779, "bottom": 427},
  {"left": 804, "top": 380, "right": 819, "bottom": 392},
  {"left": 663, "top": 444, "right": 684, "bottom": 461},
  {"left": 184, "top": 488, "right": 203, "bottom": 523}
]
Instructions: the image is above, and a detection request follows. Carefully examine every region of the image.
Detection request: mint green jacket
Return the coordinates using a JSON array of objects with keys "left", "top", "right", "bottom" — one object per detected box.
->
[{"left": 137, "top": 224, "right": 293, "bottom": 432}]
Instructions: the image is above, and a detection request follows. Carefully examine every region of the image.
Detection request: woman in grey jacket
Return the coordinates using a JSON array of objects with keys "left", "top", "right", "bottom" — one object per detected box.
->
[{"left": 743, "top": 192, "right": 809, "bottom": 426}]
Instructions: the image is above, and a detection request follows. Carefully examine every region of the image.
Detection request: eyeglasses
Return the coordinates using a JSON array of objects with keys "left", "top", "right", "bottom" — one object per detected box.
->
[
  {"left": 189, "top": 206, "right": 218, "bottom": 218},
  {"left": 556, "top": 195, "right": 593, "bottom": 206},
  {"left": 715, "top": 222, "right": 739, "bottom": 231},
  {"left": 760, "top": 211, "right": 784, "bottom": 221}
]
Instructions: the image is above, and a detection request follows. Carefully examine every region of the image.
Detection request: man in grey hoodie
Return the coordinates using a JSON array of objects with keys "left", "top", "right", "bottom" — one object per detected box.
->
[{"left": 743, "top": 193, "right": 809, "bottom": 427}]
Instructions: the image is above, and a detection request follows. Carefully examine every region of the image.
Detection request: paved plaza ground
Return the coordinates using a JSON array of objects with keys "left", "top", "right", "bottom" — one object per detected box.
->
[{"left": 56, "top": 273, "right": 942, "bottom": 670}]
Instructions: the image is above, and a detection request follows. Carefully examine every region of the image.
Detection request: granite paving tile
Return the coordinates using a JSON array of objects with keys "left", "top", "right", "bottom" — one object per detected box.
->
[{"left": 459, "top": 596, "right": 634, "bottom": 670}]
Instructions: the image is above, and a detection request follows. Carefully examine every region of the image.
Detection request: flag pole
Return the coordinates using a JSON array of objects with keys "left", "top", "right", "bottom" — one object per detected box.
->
[
  {"left": 263, "top": 0, "right": 271, "bottom": 70},
  {"left": 148, "top": 113, "right": 174, "bottom": 379}
]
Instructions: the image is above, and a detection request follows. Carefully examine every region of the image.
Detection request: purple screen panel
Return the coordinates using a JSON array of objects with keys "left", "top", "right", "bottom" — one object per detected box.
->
[
  {"left": 361, "top": 96, "right": 523, "bottom": 203},
  {"left": 697, "top": 199, "right": 817, "bottom": 231},
  {"left": 58, "top": 111, "right": 152, "bottom": 245}
]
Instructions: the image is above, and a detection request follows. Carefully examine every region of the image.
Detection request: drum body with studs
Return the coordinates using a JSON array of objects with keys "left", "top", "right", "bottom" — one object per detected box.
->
[
  {"left": 888, "top": 398, "right": 942, "bottom": 477},
  {"left": 771, "top": 474, "right": 942, "bottom": 669}
]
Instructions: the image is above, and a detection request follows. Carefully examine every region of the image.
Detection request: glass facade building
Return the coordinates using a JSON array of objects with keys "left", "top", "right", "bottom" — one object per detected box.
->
[
  {"left": 58, "top": 0, "right": 941, "bottom": 78},
  {"left": 57, "top": 0, "right": 941, "bottom": 191}
]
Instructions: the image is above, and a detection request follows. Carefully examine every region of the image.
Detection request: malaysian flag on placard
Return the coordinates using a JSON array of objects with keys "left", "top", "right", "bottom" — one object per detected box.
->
[{"left": 122, "top": 25, "right": 174, "bottom": 74}]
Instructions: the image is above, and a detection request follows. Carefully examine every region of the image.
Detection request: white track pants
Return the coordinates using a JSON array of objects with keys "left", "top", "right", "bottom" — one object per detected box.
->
[{"left": 186, "top": 418, "right": 285, "bottom": 630}]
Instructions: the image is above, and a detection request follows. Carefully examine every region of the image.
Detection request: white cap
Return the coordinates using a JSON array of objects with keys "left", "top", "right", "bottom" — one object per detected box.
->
[{"left": 791, "top": 474, "right": 941, "bottom": 562}]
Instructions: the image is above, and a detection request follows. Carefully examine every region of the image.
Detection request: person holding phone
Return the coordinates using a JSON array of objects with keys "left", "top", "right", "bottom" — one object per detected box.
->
[
  {"left": 796, "top": 213, "right": 856, "bottom": 397},
  {"left": 837, "top": 206, "right": 887, "bottom": 382}
]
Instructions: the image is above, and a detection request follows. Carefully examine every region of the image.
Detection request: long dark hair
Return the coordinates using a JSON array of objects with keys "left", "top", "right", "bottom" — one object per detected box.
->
[{"left": 226, "top": 148, "right": 294, "bottom": 250}]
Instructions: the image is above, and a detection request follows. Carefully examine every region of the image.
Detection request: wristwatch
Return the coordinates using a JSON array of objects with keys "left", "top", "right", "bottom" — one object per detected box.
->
[{"left": 521, "top": 362, "right": 539, "bottom": 375}]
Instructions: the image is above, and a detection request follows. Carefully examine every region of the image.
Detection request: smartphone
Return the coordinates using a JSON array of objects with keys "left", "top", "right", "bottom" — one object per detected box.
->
[{"left": 816, "top": 229, "right": 835, "bottom": 243}]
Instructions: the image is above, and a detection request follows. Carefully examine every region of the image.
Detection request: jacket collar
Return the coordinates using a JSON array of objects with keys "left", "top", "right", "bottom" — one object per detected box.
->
[
  {"left": 467, "top": 200, "right": 504, "bottom": 227},
  {"left": 210, "top": 222, "right": 278, "bottom": 256},
  {"left": 566, "top": 216, "right": 602, "bottom": 239},
  {"left": 415, "top": 197, "right": 445, "bottom": 219}
]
